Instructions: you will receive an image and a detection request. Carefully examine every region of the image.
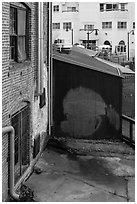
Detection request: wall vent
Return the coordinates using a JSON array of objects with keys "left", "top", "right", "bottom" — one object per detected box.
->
[{"left": 33, "top": 134, "right": 40, "bottom": 158}]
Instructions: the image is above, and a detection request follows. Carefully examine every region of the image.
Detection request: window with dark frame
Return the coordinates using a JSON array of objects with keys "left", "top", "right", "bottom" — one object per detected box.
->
[
  {"left": 84, "top": 24, "right": 94, "bottom": 31},
  {"left": 11, "top": 105, "right": 30, "bottom": 167},
  {"left": 100, "top": 4, "right": 104, "bottom": 12},
  {"left": 67, "top": 6, "right": 77, "bottom": 12},
  {"left": 116, "top": 41, "right": 126, "bottom": 53},
  {"left": 63, "top": 22, "right": 72, "bottom": 30},
  {"left": 53, "top": 23, "right": 60, "bottom": 30},
  {"left": 53, "top": 5, "right": 59, "bottom": 12},
  {"left": 117, "top": 22, "right": 127, "bottom": 29},
  {"left": 133, "top": 22, "right": 135, "bottom": 29},
  {"left": 10, "top": 4, "right": 27, "bottom": 62},
  {"left": 121, "top": 3, "right": 126, "bottom": 11},
  {"left": 102, "top": 22, "right": 112, "bottom": 29},
  {"left": 106, "top": 4, "right": 112, "bottom": 11},
  {"left": 113, "top": 4, "right": 118, "bottom": 11}
]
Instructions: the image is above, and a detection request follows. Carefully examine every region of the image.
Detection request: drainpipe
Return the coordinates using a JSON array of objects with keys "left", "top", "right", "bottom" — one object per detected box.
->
[
  {"left": 37, "top": 2, "right": 41, "bottom": 95},
  {"left": 40, "top": 2, "right": 44, "bottom": 93},
  {"left": 2, "top": 126, "right": 20, "bottom": 200},
  {"left": 2, "top": 126, "right": 48, "bottom": 200},
  {"left": 47, "top": 2, "right": 53, "bottom": 135}
]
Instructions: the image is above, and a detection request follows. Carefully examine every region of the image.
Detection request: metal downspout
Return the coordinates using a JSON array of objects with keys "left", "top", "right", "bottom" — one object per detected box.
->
[
  {"left": 37, "top": 2, "right": 41, "bottom": 94},
  {"left": 40, "top": 2, "right": 44, "bottom": 93},
  {"left": 47, "top": 2, "right": 52, "bottom": 135},
  {"left": 2, "top": 126, "right": 20, "bottom": 200}
]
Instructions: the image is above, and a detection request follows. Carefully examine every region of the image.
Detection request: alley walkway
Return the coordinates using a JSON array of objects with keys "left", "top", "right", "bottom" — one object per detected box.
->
[{"left": 25, "top": 140, "right": 135, "bottom": 202}]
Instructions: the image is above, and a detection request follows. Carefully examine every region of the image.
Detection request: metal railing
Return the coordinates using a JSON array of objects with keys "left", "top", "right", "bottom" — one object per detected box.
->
[{"left": 122, "top": 114, "right": 135, "bottom": 148}]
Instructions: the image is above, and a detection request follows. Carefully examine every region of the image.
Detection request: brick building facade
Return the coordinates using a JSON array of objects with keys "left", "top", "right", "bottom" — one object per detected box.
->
[{"left": 2, "top": 2, "right": 49, "bottom": 201}]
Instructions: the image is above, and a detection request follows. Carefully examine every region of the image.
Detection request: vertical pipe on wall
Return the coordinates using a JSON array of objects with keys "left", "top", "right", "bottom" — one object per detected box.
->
[
  {"left": 47, "top": 2, "right": 52, "bottom": 135},
  {"left": 38, "top": 2, "right": 41, "bottom": 94},
  {"left": 50, "top": 2, "right": 53, "bottom": 127},
  {"left": 40, "top": 2, "right": 44, "bottom": 94},
  {"left": 2, "top": 126, "right": 20, "bottom": 200}
]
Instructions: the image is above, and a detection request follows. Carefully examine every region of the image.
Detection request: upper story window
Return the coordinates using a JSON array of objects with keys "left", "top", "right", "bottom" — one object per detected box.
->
[
  {"left": 100, "top": 3, "right": 127, "bottom": 12},
  {"left": 84, "top": 24, "right": 94, "bottom": 31},
  {"left": 133, "top": 22, "right": 135, "bottom": 29},
  {"left": 120, "top": 3, "right": 126, "bottom": 11},
  {"left": 102, "top": 22, "right": 112, "bottom": 29},
  {"left": 53, "top": 23, "right": 60, "bottom": 30},
  {"left": 10, "top": 4, "right": 28, "bottom": 62},
  {"left": 100, "top": 4, "right": 104, "bottom": 12},
  {"left": 67, "top": 6, "right": 77, "bottom": 12},
  {"left": 106, "top": 4, "right": 112, "bottom": 11},
  {"left": 106, "top": 3, "right": 118, "bottom": 11},
  {"left": 53, "top": 5, "right": 59, "bottom": 12},
  {"left": 113, "top": 4, "right": 118, "bottom": 11},
  {"left": 118, "top": 22, "right": 127, "bottom": 29},
  {"left": 63, "top": 22, "right": 72, "bottom": 30}
]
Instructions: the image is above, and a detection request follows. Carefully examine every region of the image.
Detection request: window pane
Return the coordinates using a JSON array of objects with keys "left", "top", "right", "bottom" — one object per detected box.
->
[
  {"left": 100, "top": 4, "right": 104, "bottom": 11},
  {"left": 121, "top": 3, "right": 125, "bottom": 11},
  {"left": 113, "top": 4, "right": 118, "bottom": 11},
  {"left": 106, "top": 4, "right": 112, "bottom": 11},
  {"left": 18, "top": 36, "right": 26, "bottom": 61},
  {"left": 10, "top": 36, "right": 17, "bottom": 60},
  {"left": 10, "top": 7, "right": 17, "bottom": 34},
  {"left": 18, "top": 9, "right": 26, "bottom": 35},
  {"left": 63, "top": 22, "right": 71, "bottom": 30}
]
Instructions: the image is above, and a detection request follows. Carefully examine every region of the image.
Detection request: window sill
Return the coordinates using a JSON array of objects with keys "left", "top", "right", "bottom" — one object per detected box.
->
[{"left": 9, "top": 60, "right": 32, "bottom": 70}]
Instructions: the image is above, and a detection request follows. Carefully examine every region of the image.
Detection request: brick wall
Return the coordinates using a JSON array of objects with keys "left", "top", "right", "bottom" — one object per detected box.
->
[{"left": 2, "top": 2, "right": 48, "bottom": 201}]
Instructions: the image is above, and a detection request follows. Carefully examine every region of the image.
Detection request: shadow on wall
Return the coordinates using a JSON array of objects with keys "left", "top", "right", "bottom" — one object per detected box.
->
[{"left": 61, "top": 87, "right": 120, "bottom": 139}]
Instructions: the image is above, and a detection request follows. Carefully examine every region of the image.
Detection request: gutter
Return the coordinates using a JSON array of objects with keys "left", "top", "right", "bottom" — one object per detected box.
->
[{"left": 2, "top": 126, "right": 20, "bottom": 200}]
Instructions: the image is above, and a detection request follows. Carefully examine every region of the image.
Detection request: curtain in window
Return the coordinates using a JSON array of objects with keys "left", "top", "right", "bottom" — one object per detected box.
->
[
  {"left": 18, "top": 9, "right": 26, "bottom": 61},
  {"left": 18, "top": 36, "right": 26, "bottom": 62}
]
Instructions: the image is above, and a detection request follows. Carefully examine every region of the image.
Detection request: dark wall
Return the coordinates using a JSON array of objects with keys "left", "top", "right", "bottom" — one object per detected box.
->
[{"left": 53, "top": 59, "right": 122, "bottom": 140}]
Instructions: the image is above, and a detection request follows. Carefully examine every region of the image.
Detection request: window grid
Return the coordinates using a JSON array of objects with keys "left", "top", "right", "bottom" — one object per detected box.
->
[
  {"left": 118, "top": 22, "right": 127, "bottom": 29},
  {"left": 53, "top": 5, "right": 59, "bottom": 12},
  {"left": 102, "top": 22, "right": 112, "bottom": 29},
  {"left": 84, "top": 24, "right": 94, "bottom": 31},
  {"left": 53, "top": 23, "right": 60, "bottom": 30},
  {"left": 100, "top": 3, "right": 127, "bottom": 12},
  {"left": 10, "top": 5, "right": 27, "bottom": 62},
  {"left": 63, "top": 22, "right": 72, "bottom": 30}
]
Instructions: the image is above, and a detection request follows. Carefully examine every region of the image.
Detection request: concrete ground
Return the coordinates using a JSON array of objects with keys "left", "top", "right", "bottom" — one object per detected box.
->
[{"left": 25, "top": 140, "right": 135, "bottom": 202}]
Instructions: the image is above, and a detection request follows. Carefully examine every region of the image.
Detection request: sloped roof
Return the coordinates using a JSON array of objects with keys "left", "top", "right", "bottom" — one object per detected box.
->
[
  {"left": 53, "top": 47, "right": 123, "bottom": 77},
  {"left": 96, "top": 57, "right": 135, "bottom": 75}
]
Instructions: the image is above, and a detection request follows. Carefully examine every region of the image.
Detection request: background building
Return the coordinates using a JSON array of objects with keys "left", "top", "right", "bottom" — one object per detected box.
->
[
  {"left": 52, "top": 2, "right": 135, "bottom": 61},
  {"left": 2, "top": 2, "right": 50, "bottom": 201}
]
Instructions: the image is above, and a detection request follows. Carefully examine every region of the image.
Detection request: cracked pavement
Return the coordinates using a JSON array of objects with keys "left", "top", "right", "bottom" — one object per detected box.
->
[{"left": 25, "top": 141, "right": 135, "bottom": 202}]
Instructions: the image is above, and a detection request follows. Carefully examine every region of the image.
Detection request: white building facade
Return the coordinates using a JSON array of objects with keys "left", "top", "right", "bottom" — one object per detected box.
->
[{"left": 52, "top": 2, "right": 135, "bottom": 61}]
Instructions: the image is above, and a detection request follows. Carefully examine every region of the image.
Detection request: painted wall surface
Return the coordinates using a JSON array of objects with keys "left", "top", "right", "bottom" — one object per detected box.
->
[{"left": 53, "top": 59, "right": 122, "bottom": 140}]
